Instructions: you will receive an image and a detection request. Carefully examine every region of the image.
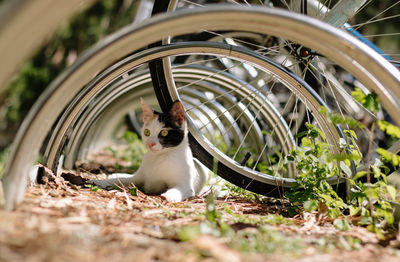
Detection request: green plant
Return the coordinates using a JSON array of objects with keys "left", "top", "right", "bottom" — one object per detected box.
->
[
  {"left": 284, "top": 123, "right": 349, "bottom": 218},
  {"left": 376, "top": 120, "right": 400, "bottom": 169},
  {"left": 3, "top": 0, "right": 139, "bottom": 130},
  {"left": 351, "top": 88, "right": 398, "bottom": 237},
  {"left": 86, "top": 184, "right": 102, "bottom": 192},
  {"left": 222, "top": 181, "right": 263, "bottom": 202},
  {"left": 178, "top": 193, "right": 303, "bottom": 254},
  {"left": 229, "top": 225, "right": 304, "bottom": 254},
  {"left": 285, "top": 92, "right": 398, "bottom": 238},
  {"left": 178, "top": 193, "right": 233, "bottom": 241}
]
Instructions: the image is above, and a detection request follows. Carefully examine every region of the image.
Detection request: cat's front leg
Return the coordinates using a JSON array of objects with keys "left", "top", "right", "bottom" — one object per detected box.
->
[
  {"left": 89, "top": 172, "right": 143, "bottom": 189},
  {"left": 161, "top": 186, "right": 194, "bottom": 202}
]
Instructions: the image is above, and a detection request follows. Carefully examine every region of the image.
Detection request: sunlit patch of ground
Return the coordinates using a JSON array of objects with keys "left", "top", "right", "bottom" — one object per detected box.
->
[{"left": 1, "top": 168, "right": 400, "bottom": 262}]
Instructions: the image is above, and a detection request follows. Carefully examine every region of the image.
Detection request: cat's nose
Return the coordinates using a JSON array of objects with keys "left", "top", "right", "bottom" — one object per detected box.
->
[{"left": 147, "top": 142, "right": 156, "bottom": 148}]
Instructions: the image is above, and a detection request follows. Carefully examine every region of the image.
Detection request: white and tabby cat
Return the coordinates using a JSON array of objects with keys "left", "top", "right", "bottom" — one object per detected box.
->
[{"left": 90, "top": 99, "right": 207, "bottom": 202}]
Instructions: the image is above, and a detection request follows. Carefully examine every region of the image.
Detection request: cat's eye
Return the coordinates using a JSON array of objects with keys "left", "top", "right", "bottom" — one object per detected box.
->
[
  {"left": 160, "top": 129, "right": 168, "bottom": 137},
  {"left": 144, "top": 129, "right": 151, "bottom": 136}
]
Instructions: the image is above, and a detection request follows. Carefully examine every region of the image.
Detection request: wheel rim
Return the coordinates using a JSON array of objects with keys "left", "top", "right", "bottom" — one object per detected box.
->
[{"left": 45, "top": 42, "right": 340, "bottom": 185}]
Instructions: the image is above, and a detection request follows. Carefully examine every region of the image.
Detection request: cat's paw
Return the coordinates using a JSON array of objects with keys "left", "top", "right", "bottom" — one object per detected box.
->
[{"left": 161, "top": 189, "right": 183, "bottom": 202}]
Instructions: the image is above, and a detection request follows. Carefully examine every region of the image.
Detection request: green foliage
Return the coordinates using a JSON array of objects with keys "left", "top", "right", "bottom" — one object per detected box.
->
[
  {"left": 347, "top": 89, "right": 399, "bottom": 237},
  {"left": 6, "top": 62, "right": 53, "bottom": 126},
  {"left": 376, "top": 148, "right": 400, "bottom": 169},
  {"left": 3, "top": 0, "right": 139, "bottom": 128},
  {"left": 178, "top": 193, "right": 302, "bottom": 254},
  {"left": 333, "top": 219, "right": 351, "bottom": 231},
  {"left": 285, "top": 123, "right": 348, "bottom": 217},
  {"left": 256, "top": 162, "right": 273, "bottom": 176},
  {"left": 205, "top": 193, "right": 220, "bottom": 222},
  {"left": 177, "top": 225, "right": 201, "bottom": 242},
  {"left": 129, "top": 187, "right": 138, "bottom": 196},
  {"left": 303, "top": 199, "right": 318, "bottom": 212},
  {"left": 178, "top": 193, "right": 233, "bottom": 241},
  {"left": 230, "top": 225, "right": 304, "bottom": 254},
  {"left": 223, "top": 182, "right": 263, "bottom": 202},
  {"left": 319, "top": 107, "right": 364, "bottom": 128},
  {"left": 285, "top": 121, "right": 397, "bottom": 237},
  {"left": 351, "top": 88, "right": 380, "bottom": 113},
  {"left": 231, "top": 212, "right": 293, "bottom": 226},
  {"left": 86, "top": 184, "right": 101, "bottom": 192},
  {"left": 377, "top": 120, "right": 400, "bottom": 139}
]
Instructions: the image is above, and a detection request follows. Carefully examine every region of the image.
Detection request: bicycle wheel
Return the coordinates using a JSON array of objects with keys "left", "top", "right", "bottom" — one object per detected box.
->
[
  {"left": 151, "top": 0, "right": 400, "bottom": 155},
  {"left": 2, "top": 6, "right": 400, "bottom": 209},
  {"left": 142, "top": 5, "right": 400, "bottom": 188},
  {"left": 58, "top": 64, "right": 282, "bottom": 171},
  {"left": 44, "top": 41, "right": 331, "bottom": 188},
  {"left": 149, "top": 2, "right": 400, "bottom": 157}
]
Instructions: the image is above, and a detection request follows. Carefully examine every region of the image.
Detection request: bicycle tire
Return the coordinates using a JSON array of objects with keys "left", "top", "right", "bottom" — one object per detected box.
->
[
  {"left": 61, "top": 65, "right": 279, "bottom": 170},
  {"left": 150, "top": 0, "right": 399, "bottom": 156},
  {"left": 43, "top": 42, "right": 333, "bottom": 191}
]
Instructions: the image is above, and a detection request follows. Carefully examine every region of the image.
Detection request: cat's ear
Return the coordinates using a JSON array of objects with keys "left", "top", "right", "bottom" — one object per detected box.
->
[
  {"left": 141, "top": 98, "right": 155, "bottom": 123},
  {"left": 170, "top": 100, "right": 185, "bottom": 127}
]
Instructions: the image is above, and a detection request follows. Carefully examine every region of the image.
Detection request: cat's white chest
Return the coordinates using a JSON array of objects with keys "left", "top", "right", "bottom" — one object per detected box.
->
[{"left": 140, "top": 147, "right": 193, "bottom": 193}]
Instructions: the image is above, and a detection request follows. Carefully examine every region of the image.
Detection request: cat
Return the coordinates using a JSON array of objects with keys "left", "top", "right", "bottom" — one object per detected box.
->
[{"left": 89, "top": 98, "right": 207, "bottom": 202}]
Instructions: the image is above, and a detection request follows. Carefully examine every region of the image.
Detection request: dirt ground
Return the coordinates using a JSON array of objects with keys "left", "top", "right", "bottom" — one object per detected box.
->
[{"left": 1, "top": 166, "right": 400, "bottom": 262}]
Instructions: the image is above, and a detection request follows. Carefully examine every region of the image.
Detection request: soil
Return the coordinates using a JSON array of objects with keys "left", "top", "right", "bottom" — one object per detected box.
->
[{"left": 1, "top": 165, "right": 400, "bottom": 262}]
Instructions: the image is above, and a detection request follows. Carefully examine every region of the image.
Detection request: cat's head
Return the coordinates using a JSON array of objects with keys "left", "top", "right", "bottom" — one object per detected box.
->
[{"left": 140, "top": 98, "right": 187, "bottom": 153}]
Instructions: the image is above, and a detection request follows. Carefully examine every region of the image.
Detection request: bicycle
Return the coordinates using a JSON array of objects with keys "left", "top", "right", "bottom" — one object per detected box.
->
[
  {"left": 144, "top": 0, "right": 400, "bottom": 190},
  {"left": 1, "top": 2, "right": 399, "bottom": 210}
]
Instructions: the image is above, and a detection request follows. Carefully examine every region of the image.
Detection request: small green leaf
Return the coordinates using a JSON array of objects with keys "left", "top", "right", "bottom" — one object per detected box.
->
[
  {"left": 303, "top": 199, "right": 318, "bottom": 212},
  {"left": 319, "top": 106, "right": 364, "bottom": 128},
  {"left": 349, "top": 206, "right": 360, "bottom": 216},
  {"left": 377, "top": 148, "right": 400, "bottom": 168},
  {"left": 367, "top": 225, "right": 385, "bottom": 240},
  {"left": 205, "top": 193, "right": 219, "bottom": 222},
  {"left": 375, "top": 207, "right": 394, "bottom": 225},
  {"left": 129, "top": 187, "right": 137, "bottom": 196},
  {"left": 351, "top": 89, "right": 379, "bottom": 113},
  {"left": 340, "top": 161, "right": 352, "bottom": 177},
  {"left": 377, "top": 120, "right": 400, "bottom": 139},
  {"left": 86, "top": 184, "right": 100, "bottom": 192},
  {"left": 363, "top": 93, "right": 380, "bottom": 113},
  {"left": 178, "top": 226, "right": 201, "bottom": 241},
  {"left": 319, "top": 106, "right": 328, "bottom": 115},
  {"left": 344, "top": 129, "right": 358, "bottom": 140},
  {"left": 351, "top": 88, "right": 366, "bottom": 104},
  {"left": 328, "top": 207, "right": 341, "bottom": 219},
  {"left": 294, "top": 130, "right": 308, "bottom": 138},
  {"left": 360, "top": 207, "right": 370, "bottom": 217},
  {"left": 354, "top": 171, "right": 367, "bottom": 180},
  {"left": 334, "top": 219, "right": 351, "bottom": 231},
  {"left": 301, "top": 137, "right": 312, "bottom": 147},
  {"left": 286, "top": 155, "right": 295, "bottom": 161},
  {"left": 359, "top": 216, "right": 372, "bottom": 225},
  {"left": 261, "top": 130, "right": 272, "bottom": 136},
  {"left": 387, "top": 185, "right": 397, "bottom": 200}
]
